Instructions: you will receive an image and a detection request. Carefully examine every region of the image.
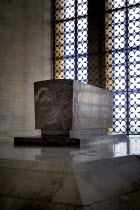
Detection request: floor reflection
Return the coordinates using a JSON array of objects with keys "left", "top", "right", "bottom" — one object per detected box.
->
[{"left": 0, "top": 136, "right": 139, "bottom": 163}]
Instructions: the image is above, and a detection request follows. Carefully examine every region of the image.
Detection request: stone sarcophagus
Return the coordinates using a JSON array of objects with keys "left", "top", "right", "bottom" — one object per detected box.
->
[
  {"left": 34, "top": 79, "right": 112, "bottom": 137},
  {"left": 15, "top": 80, "right": 127, "bottom": 146}
]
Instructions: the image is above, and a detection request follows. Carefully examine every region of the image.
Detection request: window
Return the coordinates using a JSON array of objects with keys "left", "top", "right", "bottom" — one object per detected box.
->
[
  {"left": 53, "top": 0, "right": 140, "bottom": 134},
  {"left": 53, "top": 0, "right": 88, "bottom": 83},
  {"left": 106, "top": 0, "right": 140, "bottom": 134}
]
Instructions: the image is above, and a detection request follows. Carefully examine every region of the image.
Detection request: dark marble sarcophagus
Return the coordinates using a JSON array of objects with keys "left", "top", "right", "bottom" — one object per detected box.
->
[
  {"left": 15, "top": 80, "right": 128, "bottom": 146},
  {"left": 34, "top": 79, "right": 112, "bottom": 137}
]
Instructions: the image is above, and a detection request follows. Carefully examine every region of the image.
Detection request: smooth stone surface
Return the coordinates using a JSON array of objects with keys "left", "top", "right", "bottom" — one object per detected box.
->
[
  {"left": 0, "top": 136, "right": 140, "bottom": 162},
  {"left": 34, "top": 80, "right": 73, "bottom": 130},
  {"left": 0, "top": 196, "right": 77, "bottom": 210},
  {"left": 34, "top": 80, "right": 112, "bottom": 131},
  {"left": 0, "top": 136, "right": 140, "bottom": 209},
  {"left": 0, "top": 155, "right": 140, "bottom": 208},
  {"left": 0, "top": 0, "right": 51, "bottom": 135},
  {"left": 14, "top": 136, "right": 80, "bottom": 146},
  {"left": 73, "top": 161, "right": 134, "bottom": 201},
  {"left": 71, "top": 130, "right": 127, "bottom": 141},
  {"left": 72, "top": 80, "right": 112, "bottom": 129},
  {"left": 70, "top": 128, "right": 108, "bottom": 138},
  {"left": 14, "top": 132, "right": 128, "bottom": 147},
  {"left": 104, "top": 155, "right": 140, "bottom": 189},
  {"left": 0, "top": 129, "right": 41, "bottom": 137},
  {"left": 42, "top": 129, "right": 70, "bottom": 136},
  {"left": 90, "top": 190, "right": 140, "bottom": 210},
  {"left": 0, "top": 168, "right": 66, "bottom": 201}
]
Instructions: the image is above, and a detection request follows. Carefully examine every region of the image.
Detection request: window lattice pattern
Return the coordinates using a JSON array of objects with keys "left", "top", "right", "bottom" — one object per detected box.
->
[
  {"left": 106, "top": 0, "right": 140, "bottom": 134},
  {"left": 54, "top": 0, "right": 88, "bottom": 83}
]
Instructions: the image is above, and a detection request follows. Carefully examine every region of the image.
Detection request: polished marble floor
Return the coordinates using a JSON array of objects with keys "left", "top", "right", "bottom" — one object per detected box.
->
[
  {"left": 0, "top": 135, "right": 139, "bottom": 163},
  {"left": 0, "top": 135, "right": 140, "bottom": 209}
]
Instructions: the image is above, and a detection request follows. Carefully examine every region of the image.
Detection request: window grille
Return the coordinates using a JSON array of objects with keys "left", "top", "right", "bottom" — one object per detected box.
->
[
  {"left": 106, "top": 0, "right": 140, "bottom": 134},
  {"left": 53, "top": 0, "right": 88, "bottom": 83},
  {"left": 53, "top": 0, "right": 140, "bottom": 134}
]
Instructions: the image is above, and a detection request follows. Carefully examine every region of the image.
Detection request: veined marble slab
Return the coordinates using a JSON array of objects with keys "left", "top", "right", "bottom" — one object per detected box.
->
[
  {"left": 34, "top": 80, "right": 73, "bottom": 130},
  {"left": 34, "top": 80, "right": 112, "bottom": 132}
]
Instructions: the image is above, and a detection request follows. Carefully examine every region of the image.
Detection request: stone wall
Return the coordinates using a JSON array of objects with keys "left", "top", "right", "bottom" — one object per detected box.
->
[{"left": 0, "top": 0, "right": 52, "bottom": 136}]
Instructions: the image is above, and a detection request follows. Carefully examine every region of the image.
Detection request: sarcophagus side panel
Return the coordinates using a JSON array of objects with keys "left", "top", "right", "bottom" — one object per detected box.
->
[
  {"left": 34, "top": 80, "right": 73, "bottom": 130},
  {"left": 72, "top": 81, "right": 112, "bottom": 129}
]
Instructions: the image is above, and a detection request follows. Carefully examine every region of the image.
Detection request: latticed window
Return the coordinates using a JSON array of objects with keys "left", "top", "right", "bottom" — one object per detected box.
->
[
  {"left": 53, "top": 0, "right": 88, "bottom": 82},
  {"left": 106, "top": 0, "right": 140, "bottom": 134},
  {"left": 53, "top": 0, "right": 140, "bottom": 134}
]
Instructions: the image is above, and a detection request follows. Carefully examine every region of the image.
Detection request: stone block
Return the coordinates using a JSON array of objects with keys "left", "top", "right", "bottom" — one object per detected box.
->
[{"left": 34, "top": 79, "right": 112, "bottom": 132}]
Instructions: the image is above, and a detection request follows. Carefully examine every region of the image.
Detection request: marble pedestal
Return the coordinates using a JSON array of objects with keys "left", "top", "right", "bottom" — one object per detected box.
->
[{"left": 14, "top": 80, "right": 127, "bottom": 146}]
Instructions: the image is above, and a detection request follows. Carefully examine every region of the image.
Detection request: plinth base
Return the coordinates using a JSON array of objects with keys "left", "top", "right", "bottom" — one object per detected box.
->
[
  {"left": 14, "top": 136, "right": 80, "bottom": 146},
  {"left": 14, "top": 131, "right": 128, "bottom": 147}
]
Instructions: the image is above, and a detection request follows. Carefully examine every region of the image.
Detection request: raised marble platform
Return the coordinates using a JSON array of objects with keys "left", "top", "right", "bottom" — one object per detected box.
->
[
  {"left": 14, "top": 79, "right": 127, "bottom": 145},
  {"left": 14, "top": 133, "right": 128, "bottom": 147}
]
